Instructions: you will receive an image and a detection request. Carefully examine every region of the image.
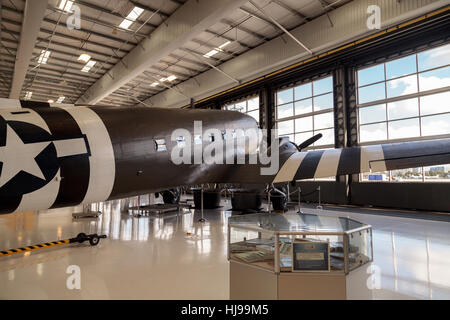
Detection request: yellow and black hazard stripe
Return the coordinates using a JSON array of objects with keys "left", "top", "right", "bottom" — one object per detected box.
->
[
  {"left": 0, "top": 233, "right": 107, "bottom": 258},
  {"left": 0, "top": 240, "right": 70, "bottom": 257}
]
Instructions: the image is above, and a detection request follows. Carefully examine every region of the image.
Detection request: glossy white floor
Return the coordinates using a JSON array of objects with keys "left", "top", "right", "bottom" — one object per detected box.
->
[{"left": 0, "top": 196, "right": 450, "bottom": 300}]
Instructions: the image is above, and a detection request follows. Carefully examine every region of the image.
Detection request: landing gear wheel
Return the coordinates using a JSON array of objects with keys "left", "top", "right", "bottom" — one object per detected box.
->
[
  {"left": 162, "top": 188, "right": 181, "bottom": 204},
  {"left": 76, "top": 233, "right": 87, "bottom": 243},
  {"left": 272, "top": 195, "right": 287, "bottom": 212},
  {"left": 89, "top": 234, "right": 100, "bottom": 246},
  {"left": 271, "top": 186, "right": 288, "bottom": 212}
]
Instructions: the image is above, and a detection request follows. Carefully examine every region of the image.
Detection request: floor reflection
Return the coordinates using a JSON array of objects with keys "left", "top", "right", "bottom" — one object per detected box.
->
[
  {"left": 0, "top": 197, "right": 449, "bottom": 299},
  {"left": 373, "top": 229, "right": 450, "bottom": 299},
  {"left": 303, "top": 205, "right": 450, "bottom": 300}
]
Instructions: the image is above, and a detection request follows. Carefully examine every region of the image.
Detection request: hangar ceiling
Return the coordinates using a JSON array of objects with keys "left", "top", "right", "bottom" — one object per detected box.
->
[{"left": 0, "top": 0, "right": 351, "bottom": 107}]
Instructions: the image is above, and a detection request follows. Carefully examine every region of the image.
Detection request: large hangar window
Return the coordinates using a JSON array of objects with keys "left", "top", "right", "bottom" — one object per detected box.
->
[
  {"left": 223, "top": 96, "right": 260, "bottom": 125},
  {"left": 275, "top": 76, "right": 335, "bottom": 150},
  {"left": 357, "top": 43, "right": 450, "bottom": 182},
  {"left": 276, "top": 76, "right": 336, "bottom": 181}
]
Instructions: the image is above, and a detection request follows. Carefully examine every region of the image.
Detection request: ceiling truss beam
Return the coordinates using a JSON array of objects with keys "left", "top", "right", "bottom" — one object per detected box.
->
[{"left": 9, "top": 0, "right": 48, "bottom": 99}]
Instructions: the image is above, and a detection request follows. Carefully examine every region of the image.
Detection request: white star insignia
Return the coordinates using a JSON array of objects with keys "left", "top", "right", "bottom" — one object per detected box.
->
[{"left": 0, "top": 124, "right": 50, "bottom": 188}]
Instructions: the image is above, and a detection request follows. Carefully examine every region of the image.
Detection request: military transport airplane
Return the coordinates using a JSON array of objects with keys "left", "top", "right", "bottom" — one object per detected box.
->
[{"left": 1, "top": 99, "right": 450, "bottom": 214}]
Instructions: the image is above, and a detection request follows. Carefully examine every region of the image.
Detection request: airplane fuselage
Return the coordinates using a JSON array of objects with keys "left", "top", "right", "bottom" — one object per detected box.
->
[{"left": 0, "top": 104, "right": 289, "bottom": 214}]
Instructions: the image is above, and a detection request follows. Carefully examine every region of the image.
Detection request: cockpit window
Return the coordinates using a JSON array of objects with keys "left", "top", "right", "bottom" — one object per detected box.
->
[{"left": 194, "top": 135, "right": 202, "bottom": 145}]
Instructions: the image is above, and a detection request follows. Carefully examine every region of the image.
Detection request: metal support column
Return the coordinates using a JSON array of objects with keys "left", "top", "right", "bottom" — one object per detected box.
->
[
  {"left": 345, "top": 66, "right": 359, "bottom": 204},
  {"left": 333, "top": 66, "right": 358, "bottom": 205},
  {"left": 261, "top": 85, "right": 275, "bottom": 145}
]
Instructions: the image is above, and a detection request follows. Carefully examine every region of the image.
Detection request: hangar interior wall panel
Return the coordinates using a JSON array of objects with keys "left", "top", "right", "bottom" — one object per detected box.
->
[
  {"left": 351, "top": 182, "right": 450, "bottom": 212},
  {"left": 296, "top": 181, "right": 348, "bottom": 205},
  {"left": 144, "top": 0, "right": 449, "bottom": 109},
  {"left": 296, "top": 181, "right": 450, "bottom": 212}
]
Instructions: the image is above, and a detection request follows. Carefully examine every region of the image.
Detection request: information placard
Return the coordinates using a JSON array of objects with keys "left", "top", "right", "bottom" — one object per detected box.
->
[{"left": 291, "top": 240, "right": 330, "bottom": 272}]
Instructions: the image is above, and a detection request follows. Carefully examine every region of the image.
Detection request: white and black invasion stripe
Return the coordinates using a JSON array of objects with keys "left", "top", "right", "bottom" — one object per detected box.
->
[{"left": 273, "top": 139, "right": 450, "bottom": 183}]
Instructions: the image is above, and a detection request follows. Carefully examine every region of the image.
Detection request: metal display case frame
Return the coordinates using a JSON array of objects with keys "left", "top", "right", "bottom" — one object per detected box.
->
[{"left": 228, "top": 212, "right": 373, "bottom": 275}]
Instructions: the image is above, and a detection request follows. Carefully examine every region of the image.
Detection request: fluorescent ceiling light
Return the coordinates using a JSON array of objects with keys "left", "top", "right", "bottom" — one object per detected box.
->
[
  {"left": 150, "top": 82, "right": 159, "bottom": 87},
  {"left": 81, "top": 60, "right": 96, "bottom": 72},
  {"left": 203, "top": 49, "right": 218, "bottom": 58},
  {"left": 159, "top": 77, "right": 167, "bottom": 82},
  {"left": 48, "top": 99, "right": 55, "bottom": 103},
  {"left": 78, "top": 53, "right": 91, "bottom": 63},
  {"left": 218, "top": 41, "right": 230, "bottom": 49},
  {"left": 56, "top": 97, "right": 65, "bottom": 103},
  {"left": 38, "top": 50, "right": 51, "bottom": 64},
  {"left": 119, "top": 6, "right": 144, "bottom": 29},
  {"left": 127, "top": 7, "right": 144, "bottom": 21},
  {"left": 203, "top": 41, "right": 231, "bottom": 58},
  {"left": 167, "top": 75, "right": 177, "bottom": 81},
  {"left": 119, "top": 19, "right": 133, "bottom": 29},
  {"left": 24, "top": 91, "right": 32, "bottom": 100},
  {"left": 58, "top": 0, "right": 73, "bottom": 12}
]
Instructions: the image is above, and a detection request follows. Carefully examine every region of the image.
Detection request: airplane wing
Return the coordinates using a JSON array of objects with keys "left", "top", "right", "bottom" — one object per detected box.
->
[{"left": 273, "top": 138, "right": 450, "bottom": 183}]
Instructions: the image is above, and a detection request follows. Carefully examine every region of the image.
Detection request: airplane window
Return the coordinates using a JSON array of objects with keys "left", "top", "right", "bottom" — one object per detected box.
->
[
  {"left": 176, "top": 136, "right": 186, "bottom": 148},
  {"left": 154, "top": 139, "right": 167, "bottom": 152},
  {"left": 194, "top": 135, "right": 202, "bottom": 145},
  {"left": 11, "top": 111, "right": 30, "bottom": 115}
]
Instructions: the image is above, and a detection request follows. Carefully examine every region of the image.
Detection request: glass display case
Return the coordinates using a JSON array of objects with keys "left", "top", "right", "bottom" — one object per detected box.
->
[{"left": 228, "top": 213, "right": 373, "bottom": 275}]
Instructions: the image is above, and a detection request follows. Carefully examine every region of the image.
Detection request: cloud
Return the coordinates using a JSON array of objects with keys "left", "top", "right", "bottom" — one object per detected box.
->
[
  {"left": 419, "top": 74, "right": 450, "bottom": 91},
  {"left": 420, "top": 91, "right": 450, "bottom": 115},
  {"left": 421, "top": 44, "right": 450, "bottom": 69}
]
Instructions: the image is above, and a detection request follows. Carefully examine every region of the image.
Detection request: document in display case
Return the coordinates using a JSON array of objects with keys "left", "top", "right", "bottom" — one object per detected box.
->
[{"left": 292, "top": 240, "right": 330, "bottom": 272}]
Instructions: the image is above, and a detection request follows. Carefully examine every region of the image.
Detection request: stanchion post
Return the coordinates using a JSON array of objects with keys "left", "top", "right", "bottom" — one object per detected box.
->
[
  {"left": 199, "top": 185, "right": 206, "bottom": 222},
  {"left": 274, "top": 233, "right": 280, "bottom": 274},
  {"left": 297, "top": 187, "right": 303, "bottom": 214},
  {"left": 287, "top": 183, "right": 290, "bottom": 203},
  {"left": 317, "top": 186, "right": 323, "bottom": 210}
]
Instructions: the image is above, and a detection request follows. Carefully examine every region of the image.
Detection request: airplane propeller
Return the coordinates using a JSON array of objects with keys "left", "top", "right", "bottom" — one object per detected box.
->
[
  {"left": 295, "top": 133, "right": 323, "bottom": 151},
  {"left": 289, "top": 133, "right": 323, "bottom": 188}
]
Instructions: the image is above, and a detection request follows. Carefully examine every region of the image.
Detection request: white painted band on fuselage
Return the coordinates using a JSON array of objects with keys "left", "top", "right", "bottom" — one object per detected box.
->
[
  {"left": 273, "top": 152, "right": 307, "bottom": 183},
  {"left": 361, "top": 145, "right": 387, "bottom": 173},
  {"left": 0, "top": 108, "right": 62, "bottom": 213},
  {"left": 60, "top": 106, "right": 116, "bottom": 204},
  {"left": 314, "top": 149, "right": 342, "bottom": 179}
]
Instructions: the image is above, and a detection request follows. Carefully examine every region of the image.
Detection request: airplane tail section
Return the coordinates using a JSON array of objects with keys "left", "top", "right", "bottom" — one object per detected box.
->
[{"left": 273, "top": 138, "right": 450, "bottom": 183}]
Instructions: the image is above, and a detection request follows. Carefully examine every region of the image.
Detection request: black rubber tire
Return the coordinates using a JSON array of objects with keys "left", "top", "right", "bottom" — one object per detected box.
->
[
  {"left": 193, "top": 190, "right": 221, "bottom": 209},
  {"left": 76, "top": 233, "right": 87, "bottom": 243},
  {"left": 271, "top": 195, "right": 288, "bottom": 212},
  {"left": 231, "top": 190, "right": 262, "bottom": 212},
  {"left": 271, "top": 187, "right": 288, "bottom": 212},
  {"left": 162, "top": 188, "right": 181, "bottom": 204},
  {"left": 89, "top": 235, "right": 100, "bottom": 246}
]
